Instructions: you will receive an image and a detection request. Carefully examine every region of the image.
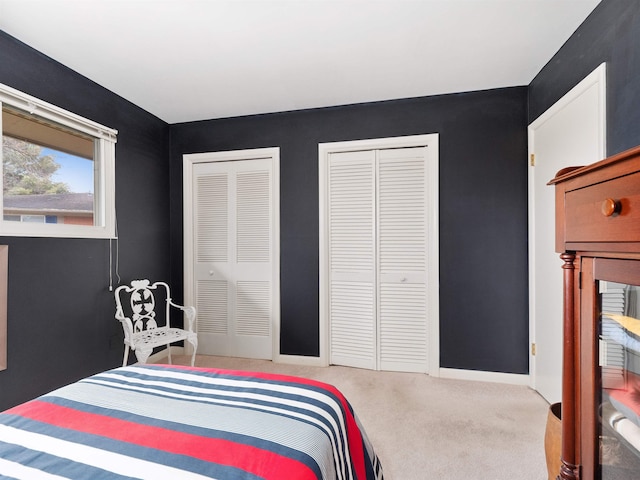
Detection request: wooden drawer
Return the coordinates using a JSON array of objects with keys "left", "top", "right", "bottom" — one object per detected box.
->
[{"left": 564, "top": 172, "right": 640, "bottom": 243}]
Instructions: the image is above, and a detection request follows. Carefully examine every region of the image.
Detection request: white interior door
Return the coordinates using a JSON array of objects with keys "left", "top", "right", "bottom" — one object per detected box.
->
[
  {"left": 528, "top": 64, "right": 606, "bottom": 403},
  {"left": 326, "top": 144, "right": 433, "bottom": 373},
  {"left": 184, "top": 149, "right": 279, "bottom": 360}
]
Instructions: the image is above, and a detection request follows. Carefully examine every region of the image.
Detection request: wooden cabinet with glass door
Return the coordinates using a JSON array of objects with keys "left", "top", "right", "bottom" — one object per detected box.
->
[{"left": 550, "top": 145, "right": 640, "bottom": 480}]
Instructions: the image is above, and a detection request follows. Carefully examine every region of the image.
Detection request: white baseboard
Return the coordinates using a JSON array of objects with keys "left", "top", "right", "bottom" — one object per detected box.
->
[{"left": 439, "top": 367, "right": 530, "bottom": 386}]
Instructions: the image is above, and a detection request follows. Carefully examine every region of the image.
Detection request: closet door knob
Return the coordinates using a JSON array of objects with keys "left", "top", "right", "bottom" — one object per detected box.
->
[{"left": 601, "top": 198, "right": 621, "bottom": 217}]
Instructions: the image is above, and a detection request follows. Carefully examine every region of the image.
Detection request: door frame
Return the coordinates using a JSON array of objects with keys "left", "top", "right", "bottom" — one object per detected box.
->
[
  {"left": 318, "top": 134, "right": 439, "bottom": 374},
  {"left": 527, "top": 63, "right": 606, "bottom": 400},
  {"left": 183, "top": 147, "right": 281, "bottom": 360}
]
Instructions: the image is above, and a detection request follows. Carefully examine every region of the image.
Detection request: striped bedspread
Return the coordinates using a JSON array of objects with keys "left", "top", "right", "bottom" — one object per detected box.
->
[{"left": 0, "top": 365, "right": 383, "bottom": 479}]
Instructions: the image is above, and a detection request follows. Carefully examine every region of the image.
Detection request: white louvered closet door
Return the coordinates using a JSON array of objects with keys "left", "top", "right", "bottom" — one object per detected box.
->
[
  {"left": 377, "top": 147, "right": 428, "bottom": 372},
  {"left": 328, "top": 150, "right": 377, "bottom": 369},
  {"left": 328, "top": 147, "right": 428, "bottom": 373},
  {"left": 193, "top": 158, "right": 273, "bottom": 359}
]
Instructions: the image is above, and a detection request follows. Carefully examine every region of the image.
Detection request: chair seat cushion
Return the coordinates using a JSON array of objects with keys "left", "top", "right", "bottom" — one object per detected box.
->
[{"left": 131, "top": 328, "right": 192, "bottom": 349}]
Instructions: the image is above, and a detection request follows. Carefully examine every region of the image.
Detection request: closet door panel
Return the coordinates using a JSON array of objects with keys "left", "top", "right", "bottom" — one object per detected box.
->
[
  {"left": 194, "top": 170, "right": 232, "bottom": 354},
  {"left": 234, "top": 164, "right": 273, "bottom": 358},
  {"left": 328, "top": 151, "right": 376, "bottom": 369},
  {"left": 378, "top": 147, "right": 428, "bottom": 372},
  {"left": 330, "top": 281, "right": 376, "bottom": 368},
  {"left": 379, "top": 284, "right": 427, "bottom": 371}
]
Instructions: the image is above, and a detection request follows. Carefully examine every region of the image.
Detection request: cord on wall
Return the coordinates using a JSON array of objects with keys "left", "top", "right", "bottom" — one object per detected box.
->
[{"left": 109, "top": 215, "right": 120, "bottom": 292}]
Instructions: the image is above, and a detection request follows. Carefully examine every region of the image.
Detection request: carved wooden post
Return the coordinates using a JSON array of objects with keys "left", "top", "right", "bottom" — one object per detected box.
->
[{"left": 559, "top": 252, "right": 578, "bottom": 480}]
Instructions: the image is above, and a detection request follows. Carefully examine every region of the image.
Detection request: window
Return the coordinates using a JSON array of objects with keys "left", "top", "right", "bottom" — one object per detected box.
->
[
  {"left": 0, "top": 83, "right": 116, "bottom": 238},
  {"left": 4, "top": 214, "right": 46, "bottom": 223}
]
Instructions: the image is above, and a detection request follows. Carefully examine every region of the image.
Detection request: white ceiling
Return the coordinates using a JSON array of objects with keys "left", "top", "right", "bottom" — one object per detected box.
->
[{"left": 0, "top": 0, "right": 601, "bottom": 124}]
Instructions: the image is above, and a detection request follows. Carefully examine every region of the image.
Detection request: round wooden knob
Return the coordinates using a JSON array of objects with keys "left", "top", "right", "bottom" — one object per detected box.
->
[{"left": 601, "top": 198, "right": 621, "bottom": 217}]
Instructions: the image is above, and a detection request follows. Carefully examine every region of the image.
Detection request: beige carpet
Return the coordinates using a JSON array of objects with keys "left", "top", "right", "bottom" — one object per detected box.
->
[{"left": 169, "top": 355, "right": 549, "bottom": 480}]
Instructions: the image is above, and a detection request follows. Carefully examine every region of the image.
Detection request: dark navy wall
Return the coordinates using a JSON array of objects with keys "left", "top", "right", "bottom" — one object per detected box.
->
[
  {"left": 0, "top": 32, "right": 171, "bottom": 410},
  {"left": 529, "top": 0, "right": 640, "bottom": 157},
  {"left": 170, "top": 88, "right": 530, "bottom": 374}
]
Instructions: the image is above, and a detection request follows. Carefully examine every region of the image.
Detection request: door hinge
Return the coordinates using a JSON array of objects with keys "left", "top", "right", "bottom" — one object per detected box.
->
[
  {"left": 578, "top": 271, "right": 582, "bottom": 289},
  {"left": 531, "top": 343, "right": 536, "bottom": 356},
  {"left": 530, "top": 153, "right": 535, "bottom": 166}
]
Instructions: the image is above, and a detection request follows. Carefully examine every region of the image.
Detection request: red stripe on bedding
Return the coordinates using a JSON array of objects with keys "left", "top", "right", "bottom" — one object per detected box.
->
[
  {"left": 157, "top": 364, "right": 368, "bottom": 479},
  {"left": 9, "top": 400, "right": 318, "bottom": 480}
]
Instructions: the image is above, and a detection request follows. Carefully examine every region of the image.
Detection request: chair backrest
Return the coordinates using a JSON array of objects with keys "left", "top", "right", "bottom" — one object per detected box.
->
[{"left": 115, "top": 279, "right": 172, "bottom": 334}]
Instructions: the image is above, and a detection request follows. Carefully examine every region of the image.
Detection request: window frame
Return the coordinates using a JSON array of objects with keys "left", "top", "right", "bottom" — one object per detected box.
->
[{"left": 0, "top": 83, "right": 117, "bottom": 239}]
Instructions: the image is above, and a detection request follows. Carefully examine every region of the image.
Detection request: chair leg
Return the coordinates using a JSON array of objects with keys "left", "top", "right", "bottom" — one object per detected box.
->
[
  {"left": 134, "top": 346, "right": 153, "bottom": 365},
  {"left": 187, "top": 334, "right": 198, "bottom": 367},
  {"left": 167, "top": 346, "right": 172, "bottom": 365},
  {"left": 122, "top": 345, "right": 130, "bottom": 367}
]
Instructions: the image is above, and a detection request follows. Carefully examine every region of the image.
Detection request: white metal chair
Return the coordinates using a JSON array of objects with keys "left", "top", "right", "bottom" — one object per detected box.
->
[{"left": 114, "top": 279, "right": 197, "bottom": 367}]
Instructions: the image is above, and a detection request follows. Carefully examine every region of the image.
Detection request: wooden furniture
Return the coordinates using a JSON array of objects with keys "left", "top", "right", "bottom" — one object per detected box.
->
[{"left": 550, "top": 145, "right": 640, "bottom": 480}]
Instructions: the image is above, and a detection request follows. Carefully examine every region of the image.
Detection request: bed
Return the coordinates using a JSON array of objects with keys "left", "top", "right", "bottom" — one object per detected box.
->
[{"left": 0, "top": 364, "right": 383, "bottom": 479}]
